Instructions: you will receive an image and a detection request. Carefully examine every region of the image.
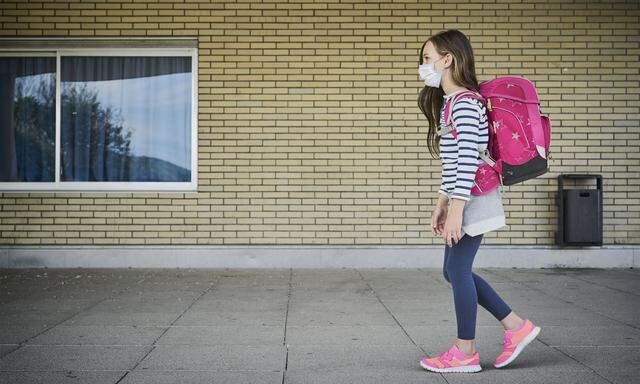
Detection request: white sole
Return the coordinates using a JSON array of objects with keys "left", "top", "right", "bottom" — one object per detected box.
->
[
  {"left": 420, "top": 360, "right": 482, "bottom": 373},
  {"left": 494, "top": 326, "right": 541, "bottom": 368}
]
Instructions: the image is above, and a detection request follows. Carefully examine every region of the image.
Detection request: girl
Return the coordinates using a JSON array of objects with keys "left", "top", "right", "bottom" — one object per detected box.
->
[{"left": 416, "top": 29, "right": 541, "bottom": 373}]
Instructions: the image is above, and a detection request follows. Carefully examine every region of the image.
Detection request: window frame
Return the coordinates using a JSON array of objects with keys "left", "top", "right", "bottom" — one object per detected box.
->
[{"left": 0, "top": 47, "right": 198, "bottom": 192}]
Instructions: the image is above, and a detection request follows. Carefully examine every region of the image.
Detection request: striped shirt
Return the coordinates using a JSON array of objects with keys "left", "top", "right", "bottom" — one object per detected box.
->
[{"left": 438, "top": 91, "right": 489, "bottom": 201}]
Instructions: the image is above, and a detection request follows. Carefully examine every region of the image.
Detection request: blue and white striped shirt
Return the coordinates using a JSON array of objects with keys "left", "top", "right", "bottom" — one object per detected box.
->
[{"left": 438, "top": 91, "right": 489, "bottom": 201}]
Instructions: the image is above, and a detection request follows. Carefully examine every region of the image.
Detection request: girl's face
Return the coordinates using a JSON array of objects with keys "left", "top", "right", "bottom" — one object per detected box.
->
[{"left": 422, "top": 41, "right": 450, "bottom": 72}]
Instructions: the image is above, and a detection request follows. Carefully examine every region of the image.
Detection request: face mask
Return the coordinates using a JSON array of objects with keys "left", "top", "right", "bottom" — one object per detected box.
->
[{"left": 418, "top": 56, "right": 446, "bottom": 87}]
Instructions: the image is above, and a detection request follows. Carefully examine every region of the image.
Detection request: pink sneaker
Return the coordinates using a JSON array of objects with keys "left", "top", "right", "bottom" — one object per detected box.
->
[
  {"left": 494, "top": 318, "right": 541, "bottom": 368},
  {"left": 419, "top": 344, "right": 481, "bottom": 373}
]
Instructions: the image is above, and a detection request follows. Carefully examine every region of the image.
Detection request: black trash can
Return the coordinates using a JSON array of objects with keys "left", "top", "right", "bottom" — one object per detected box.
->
[{"left": 556, "top": 174, "right": 603, "bottom": 246}]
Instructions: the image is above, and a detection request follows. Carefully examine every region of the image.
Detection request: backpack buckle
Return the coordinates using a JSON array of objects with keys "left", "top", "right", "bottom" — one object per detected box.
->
[
  {"left": 437, "top": 123, "right": 455, "bottom": 136},
  {"left": 479, "top": 149, "right": 496, "bottom": 167}
]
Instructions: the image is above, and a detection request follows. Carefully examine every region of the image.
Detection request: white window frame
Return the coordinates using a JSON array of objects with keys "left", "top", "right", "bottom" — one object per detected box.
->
[{"left": 0, "top": 47, "right": 198, "bottom": 192}]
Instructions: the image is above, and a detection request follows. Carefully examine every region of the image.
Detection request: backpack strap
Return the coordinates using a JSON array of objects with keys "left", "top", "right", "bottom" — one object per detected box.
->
[
  {"left": 438, "top": 91, "right": 476, "bottom": 136},
  {"left": 444, "top": 90, "right": 484, "bottom": 128},
  {"left": 443, "top": 90, "right": 500, "bottom": 180},
  {"left": 442, "top": 90, "right": 484, "bottom": 142}
]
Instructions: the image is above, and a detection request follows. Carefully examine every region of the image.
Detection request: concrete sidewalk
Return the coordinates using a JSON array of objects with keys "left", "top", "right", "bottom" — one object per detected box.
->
[{"left": 1, "top": 267, "right": 638, "bottom": 383}]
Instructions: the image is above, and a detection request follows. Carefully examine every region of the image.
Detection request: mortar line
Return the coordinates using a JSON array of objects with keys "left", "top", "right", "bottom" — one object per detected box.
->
[
  {"left": 355, "top": 268, "right": 450, "bottom": 384},
  {"left": 484, "top": 268, "right": 640, "bottom": 331},
  {"left": 563, "top": 272, "right": 640, "bottom": 298},
  {"left": 0, "top": 269, "right": 155, "bottom": 360},
  {"left": 281, "top": 268, "right": 293, "bottom": 384},
  {"left": 483, "top": 268, "right": 627, "bottom": 383},
  {"left": 530, "top": 330, "right": 617, "bottom": 383},
  {"left": 113, "top": 272, "right": 220, "bottom": 384}
]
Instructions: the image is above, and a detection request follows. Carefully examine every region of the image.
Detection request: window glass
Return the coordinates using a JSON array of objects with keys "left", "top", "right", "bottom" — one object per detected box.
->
[
  {"left": 60, "top": 56, "right": 192, "bottom": 182},
  {"left": 0, "top": 56, "right": 56, "bottom": 182}
]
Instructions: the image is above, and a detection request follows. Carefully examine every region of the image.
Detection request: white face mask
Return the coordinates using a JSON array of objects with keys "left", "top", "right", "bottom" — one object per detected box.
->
[{"left": 418, "top": 56, "right": 446, "bottom": 87}]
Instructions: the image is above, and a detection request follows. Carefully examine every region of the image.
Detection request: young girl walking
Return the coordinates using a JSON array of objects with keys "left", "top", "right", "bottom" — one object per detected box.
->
[{"left": 416, "top": 29, "right": 541, "bottom": 373}]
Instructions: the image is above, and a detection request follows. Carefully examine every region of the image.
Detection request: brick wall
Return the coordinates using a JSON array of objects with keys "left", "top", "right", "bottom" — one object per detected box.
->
[{"left": 0, "top": 0, "right": 638, "bottom": 246}]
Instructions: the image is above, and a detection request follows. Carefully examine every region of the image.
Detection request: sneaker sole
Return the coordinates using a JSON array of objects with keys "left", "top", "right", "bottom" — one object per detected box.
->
[
  {"left": 420, "top": 360, "right": 482, "bottom": 373},
  {"left": 494, "top": 326, "right": 541, "bottom": 368}
]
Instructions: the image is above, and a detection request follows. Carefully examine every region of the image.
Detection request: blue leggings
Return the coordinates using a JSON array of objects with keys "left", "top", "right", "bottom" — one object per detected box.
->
[{"left": 443, "top": 232, "right": 512, "bottom": 340}]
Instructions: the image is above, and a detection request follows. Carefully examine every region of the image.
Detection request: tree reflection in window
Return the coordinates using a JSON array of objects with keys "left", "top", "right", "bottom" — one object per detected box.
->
[
  {"left": 61, "top": 56, "right": 192, "bottom": 182},
  {"left": 0, "top": 57, "right": 56, "bottom": 182}
]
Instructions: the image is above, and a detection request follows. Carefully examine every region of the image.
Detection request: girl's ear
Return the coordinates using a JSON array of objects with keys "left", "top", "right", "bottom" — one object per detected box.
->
[{"left": 444, "top": 53, "right": 454, "bottom": 69}]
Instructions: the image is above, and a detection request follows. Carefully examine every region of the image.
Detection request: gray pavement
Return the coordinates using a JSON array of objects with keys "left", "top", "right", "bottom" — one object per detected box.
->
[{"left": 0, "top": 267, "right": 638, "bottom": 383}]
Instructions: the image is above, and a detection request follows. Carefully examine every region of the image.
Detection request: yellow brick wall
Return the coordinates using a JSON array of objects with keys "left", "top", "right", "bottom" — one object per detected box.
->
[{"left": 0, "top": 0, "right": 638, "bottom": 246}]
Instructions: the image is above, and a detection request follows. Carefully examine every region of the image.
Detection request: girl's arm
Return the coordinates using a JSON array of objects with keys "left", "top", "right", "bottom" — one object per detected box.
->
[
  {"left": 438, "top": 184, "right": 449, "bottom": 198},
  {"left": 450, "top": 98, "right": 482, "bottom": 202},
  {"left": 436, "top": 193, "right": 448, "bottom": 209}
]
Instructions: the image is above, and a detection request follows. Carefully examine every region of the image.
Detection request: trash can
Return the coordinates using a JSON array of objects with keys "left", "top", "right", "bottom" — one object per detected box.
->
[{"left": 556, "top": 174, "right": 603, "bottom": 246}]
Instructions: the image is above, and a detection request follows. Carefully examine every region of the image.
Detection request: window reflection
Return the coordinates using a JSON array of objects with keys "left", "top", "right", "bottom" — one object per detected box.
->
[
  {"left": 60, "top": 56, "right": 192, "bottom": 182},
  {"left": 0, "top": 57, "right": 56, "bottom": 182}
]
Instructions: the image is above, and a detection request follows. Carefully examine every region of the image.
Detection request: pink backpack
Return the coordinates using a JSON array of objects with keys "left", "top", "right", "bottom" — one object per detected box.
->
[{"left": 442, "top": 76, "right": 552, "bottom": 196}]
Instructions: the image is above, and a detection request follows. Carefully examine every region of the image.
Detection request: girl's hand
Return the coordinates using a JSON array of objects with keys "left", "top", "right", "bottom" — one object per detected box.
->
[
  {"left": 431, "top": 205, "right": 447, "bottom": 236},
  {"left": 442, "top": 203, "right": 464, "bottom": 247}
]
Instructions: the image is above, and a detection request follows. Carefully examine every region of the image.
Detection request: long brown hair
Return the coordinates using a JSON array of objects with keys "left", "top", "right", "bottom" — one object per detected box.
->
[{"left": 418, "top": 29, "right": 481, "bottom": 159}]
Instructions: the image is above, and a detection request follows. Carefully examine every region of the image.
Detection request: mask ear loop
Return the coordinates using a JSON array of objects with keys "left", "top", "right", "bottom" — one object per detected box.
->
[
  {"left": 433, "top": 54, "right": 447, "bottom": 71},
  {"left": 442, "top": 52, "right": 456, "bottom": 81}
]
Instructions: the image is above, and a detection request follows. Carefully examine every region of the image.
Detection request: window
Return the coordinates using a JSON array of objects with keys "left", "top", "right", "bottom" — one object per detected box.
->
[{"left": 0, "top": 46, "right": 198, "bottom": 192}]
